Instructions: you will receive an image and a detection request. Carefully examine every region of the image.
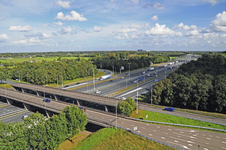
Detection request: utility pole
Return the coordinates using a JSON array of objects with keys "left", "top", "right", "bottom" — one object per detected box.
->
[
  {"left": 93, "top": 68, "right": 95, "bottom": 91},
  {"left": 151, "top": 85, "right": 153, "bottom": 105},
  {"left": 128, "top": 62, "right": 131, "bottom": 80},
  {"left": 136, "top": 82, "right": 138, "bottom": 114},
  {"left": 112, "top": 65, "right": 114, "bottom": 76},
  {"left": 116, "top": 100, "right": 118, "bottom": 130}
]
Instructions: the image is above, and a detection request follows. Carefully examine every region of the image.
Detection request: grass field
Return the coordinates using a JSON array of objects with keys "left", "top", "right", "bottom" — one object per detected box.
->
[
  {"left": 169, "top": 57, "right": 177, "bottom": 60},
  {"left": 0, "top": 56, "right": 91, "bottom": 63},
  {"left": 74, "top": 128, "right": 176, "bottom": 150},
  {"left": 130, "top": 110, "right": 226, "bottom": 130}
]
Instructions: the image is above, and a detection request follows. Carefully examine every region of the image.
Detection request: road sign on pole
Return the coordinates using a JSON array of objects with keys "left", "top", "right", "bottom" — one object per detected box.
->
[
  {"left": 155, "top": 79, "right": 157, "bottom": 82},
  {"left": 146, "top": 115, "right": 148, "bottom": 119},
  {"left": 134, "top": 126, "right": 137, "bottom": 131}
]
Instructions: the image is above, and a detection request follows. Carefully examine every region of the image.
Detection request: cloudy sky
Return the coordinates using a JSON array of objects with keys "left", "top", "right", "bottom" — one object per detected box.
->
[{"left": 0, "top": 0, "right": 226, "bottom": 53}]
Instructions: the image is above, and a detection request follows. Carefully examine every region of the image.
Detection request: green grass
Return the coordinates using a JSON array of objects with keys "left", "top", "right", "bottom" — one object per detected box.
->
[
  {"left": 169, "top": 57, "right": 177, "bottom": 60},
  {"left": 130, "top": 110, "right": 226, "bottom": 130},
  {"left": 74, "top": 128, "right": 176, "bottom": 150},
  {"left": 0, "top": 57, "right": 91, "bottom": 63}
]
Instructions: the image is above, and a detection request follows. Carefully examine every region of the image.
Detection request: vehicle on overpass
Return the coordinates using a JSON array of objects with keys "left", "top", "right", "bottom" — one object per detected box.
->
[
  {"left": 149, "top": 67, "right": 154, "bottom": 71},
  {"left": 99, "top": 75, "right": 111, "bottom": 80},
  {"left": 43, "top": 98, "right": 51, "bottom": 103},
  {"left": 22, "top": 115, "right": 28, "bottom": 119},
  {"left": 79, "top": 107, "right": 86, "bottom": 112},
  {"left": 95, "top": 90, "right": 101, "bottom": 94}
]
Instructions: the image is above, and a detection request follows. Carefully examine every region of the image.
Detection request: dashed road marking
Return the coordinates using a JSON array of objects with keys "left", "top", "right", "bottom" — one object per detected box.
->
[
  {"left": 180, "top": 131, "right": 184, "bottom": 133},
  {"left": 205, "top": 143, "right": 209, "bottom": 145},
  {"left": 207, "top": 138, "right": 211, "bottom": 140},
  {"left": 142, "top": 127, "right": 145, "bottom": 129},
  {"left": 222, "top": 141, "right": 226, "bottom": 144},
  {"left": 222, "top": 147, "right": 226, "bottom": 149},
  {"left": 204, "top": 148, "right": 208, "bottom": 150},
  {"left": 168, "top": 129, "right": 172, "bottom": 131},
  {"left": 153, "top": 130, "right": 156, "bottom": 132},
  {"left": 121, "top": 122, "right": 124, "bottom": 124},
  {"left": 149, "top": 134, "right": 152, "bottom": 136},
  {"left": 157, "top": 126, "right": 160, "bottom": 128},
  {"left": 161, "top": 137, "right": 165, "bottom": 139},
  {"left": 216, "top": 136, "right": 220, "bottom": 138},
  {"left": 174, "top": 140, "right": 178, "bottom": 142},
  {"left": 138, "top": 131, "right": 141, "bottom": 133},
  {"left": 188, "top": 144, "right": 192, "bottom": 146}
]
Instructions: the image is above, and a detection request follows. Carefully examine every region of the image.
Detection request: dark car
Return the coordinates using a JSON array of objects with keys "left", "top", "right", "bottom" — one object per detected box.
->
[
  {"left": 79, "top": 107, "right": 86, "bottom": 112},
  {"left": 64, "top": 85, "right": 69, "bottom": 87},
  {"left": 109, "top": 80, "right": 113, "bottom": 82},
  {"left": 163, "top": 107, "right": 174, "bottom": 111},
  {"left": 43, "top": 98, "right": 51, "bottom": 103},
  {"left": 76, "top": 82, "right": 80, "bottom": 85}
]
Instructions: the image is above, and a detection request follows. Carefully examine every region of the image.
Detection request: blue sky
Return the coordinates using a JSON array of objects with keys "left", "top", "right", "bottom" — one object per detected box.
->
[{"left": 0, "top": 0, "right": 226, "bottom": 53}]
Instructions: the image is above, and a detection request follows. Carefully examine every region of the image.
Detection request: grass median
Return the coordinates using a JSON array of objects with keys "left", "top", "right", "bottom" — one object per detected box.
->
[{"left": 131, "top": 110, "right": 226, "bottom": 131}]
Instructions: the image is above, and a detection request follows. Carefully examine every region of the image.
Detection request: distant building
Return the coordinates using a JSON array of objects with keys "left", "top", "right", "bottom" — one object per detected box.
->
[{"left": 137, "top": 49, "right": 146, "bottom": 52}]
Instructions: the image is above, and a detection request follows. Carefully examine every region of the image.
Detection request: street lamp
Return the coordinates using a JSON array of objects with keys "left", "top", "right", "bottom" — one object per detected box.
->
[
  {"left": 116, "top": 100, "right": 118, "bottom": 130},
  {"left": 128, "top": 62, "right": 131, "bottom": 80},
  {"left": 136, "top": 82, "right": 138, "bottom": 114},
  {"left": 151, "top": 84, "right": 153, "bottom": 105},
  {"left": 112, "top": 65, "right": 114, "bottom": 76},
  {"left": 57, "top": 74, "right": 58, "bottom": 87},
  {"left": 92, "top": 68, "right": 95, "bottom": 91}
]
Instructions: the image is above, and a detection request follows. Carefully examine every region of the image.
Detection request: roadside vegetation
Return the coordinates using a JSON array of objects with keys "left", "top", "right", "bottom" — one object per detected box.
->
[
  {"left": 117, "top": 97, "right": 137, "bottom": 116},
  {"left": 0, "top": 105, "right": 87, "bottom": 150},
  {"left": 130, "top": 110, "right": 226, "bottom": 130},
  {"left": 74, "top": 128, "right": 176, "bottom": 150}
]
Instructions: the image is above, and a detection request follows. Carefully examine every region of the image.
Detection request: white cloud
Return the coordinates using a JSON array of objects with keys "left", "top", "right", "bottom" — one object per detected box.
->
[
  {"left": 114, "top": 28, "right": 137, "bottom": 33},
  {"left": 210, "top": 11, "right": 226, "bottom": 32},
  {"left": 0, "top": 34, "right": 9, "bottom": 41},
  {"left": 221, "top": 34, "right": 226, "bottom": 38},
  {"left": 174, "top": 32, "right": 183, "bottom": 36},
  {"left": 152, "top": 3, "right": 164, "bottom": 9},
  {"left": 131, "top": 0, "right": 139, "bottom": 4},
  {"left": 204, "top": 0, "right": 218, "bottom": 5},
  {"left": 151, "top": 15, "right": 158, "bottom": 21},
  {"left": 9, "top": 25, "right": 32, "bottom": 32},
  {"left": 29, "top": 38, "right": 41, "bottom": 43},
  {"left": 0, "top": 18, "right": 5, "bottom": 21},
  {"left": 12, "top": 39, "right": 27, "bottom": 44},
  {"left": 130, "top": 23, "right": 150, "bottom": 29},
  {"left": 145, "top": 23, "right": 175, "bottom": 36},
  {"left": 173, "top": 23, "right": 198, "bottom": 30},
  {"left": 56, "top": 11, "right": 87, "bottom": 21},
  {"left": 53, "top": 21, "right": 64, "bottom": 26},
  {"left": 131, "top": 34, "right": 139, "bottom": 39},
  {"left": 110, "top": 0, "right": 116, "bottom": 2},
  {"left": 199, "top": 28, "right": 210, "bottom": 33},
  {"left": 93, "top": 26, "right": 102, "bottom": 32},
  {"left": 203, "top": 32, "right": 218, "bottom": 39},
  {"left": 42, "top": 23, "right": 50, "bottom": 27},
  {"left": 60, "top": 26, "right": 73, "bottom": 34},
  {"left": 185, "top": 29, "right": 199, "bottom": 36},
  {"left": 114, "top": 36, "right": 126, "bottom": 40},
  {"left": 56, "top": 0, "right": 71, "bottom": 9},
  {"left": 99, "top": 39, "right": 104, "bottom": 41}
]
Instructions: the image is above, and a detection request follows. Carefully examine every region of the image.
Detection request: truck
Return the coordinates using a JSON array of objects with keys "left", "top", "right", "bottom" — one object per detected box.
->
[
  {"left": 137, "top": 77, "right": 143, "bottom": 81},
  {"left": 99, "top": 75, "right": 111, "bottom": 80},
  {"left": 149, "top": 67, "right": 154, "bottom": 71}
]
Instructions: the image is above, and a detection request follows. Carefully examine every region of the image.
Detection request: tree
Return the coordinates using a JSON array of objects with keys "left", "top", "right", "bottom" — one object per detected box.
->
[
  {"left": 126, "top": 97, "right": 136, "bottom": 110},
  {"left": 117, "top": 101, "right": 133, "bottom": 116}
]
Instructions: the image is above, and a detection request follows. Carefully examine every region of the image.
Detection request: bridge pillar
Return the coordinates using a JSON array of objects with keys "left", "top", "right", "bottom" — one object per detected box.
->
[
  {"left": 21, "top": 88, "right": 25, "bottom": 93},
  {"left": 6, "top": 98, "right": 14, "bottom": 105},
  {"left": 105, "top": 106, "right": 108, "bottom": 112},
  {"left": 23, "top": 103, "right": 31, "bottom": 110},
  {"left": 77, "top": 100, "right": 80, "bottom": 106},
  {"left": 54, "top": 95, "right": 58, "bottom": 101},
  {"left": 36, "top": 91, "right": 40, "bottom": 96},
  {"left": 45, "top": 110, "right": 50, "bottom": 118}
]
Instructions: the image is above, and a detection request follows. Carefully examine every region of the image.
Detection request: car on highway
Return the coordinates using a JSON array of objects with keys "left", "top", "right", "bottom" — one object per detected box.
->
[
  {"left": 147, "top": 74, "right": 150, "bottom": 77},
  {"left": 76, "top": 82, "right": 80, "bottom": 85},
  {"left": 64, "top": 85, "right": 69, "bottom": 87},
  {"left": 95, "top": 90, "right": 101, "bottom": 94},
  {"left": 79, "top": 107, "right": 86, "bottom": 112},
  {"left": 22, "top": 115, "right": 28, "bottom": 119},
  {"left": 121, "top": 77, "right": 124, "bottom": 79},
  {"left": 109, "top": 80, "right": 113, "bottom": 82},
  {"left": 43, "top": 98, "right": 51, "bottom": 103},
  {"left": 163, "top": 107, "right": 174, "bottom": 112},
  {"left": 121, "top": 97, "right": 126, "bottom": 100}
]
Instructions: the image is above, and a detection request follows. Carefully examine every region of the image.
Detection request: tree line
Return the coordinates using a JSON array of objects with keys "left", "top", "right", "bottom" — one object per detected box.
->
[
  {"left": 0, "top": 59, "right": 97, "bottom": 85},
  {"left": 143, "top": 54, "right": 226, "bottom": 113},
  {"left": 0, "top": 105, "right": 87, "bottom": 150}
]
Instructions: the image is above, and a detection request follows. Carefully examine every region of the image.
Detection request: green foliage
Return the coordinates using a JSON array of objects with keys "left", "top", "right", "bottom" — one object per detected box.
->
[
  {"left": 0, "top": 105, "right": 87, "bottom": 150},
  {"left": 117, "top": 97, "right": 136, "bottom": 116}
]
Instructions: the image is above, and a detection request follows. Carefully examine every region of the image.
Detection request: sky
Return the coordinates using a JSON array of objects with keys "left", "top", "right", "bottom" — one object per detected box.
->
[{"left": 0, "top": 0, "right": 226, "bottom": 53}]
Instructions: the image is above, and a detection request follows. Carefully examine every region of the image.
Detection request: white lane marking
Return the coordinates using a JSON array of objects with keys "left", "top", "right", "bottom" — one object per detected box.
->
[
  {"left": 222, "top": 141, "right": 226, "bottom": 144},
  {"left": 175, "top": 129, "right": 196, "bottom": 133},
  {"left": 138, "top": 131, "right": 141, "bottom": 133},
  {"left": 142, "top": 127, "right": 145, "bottom": 129},
  {"left": 161, "top": 137, "right": 165, "bottom": 139},
  {"left": 153, "top": 130, "right": 156, "bottom": 132},
  {"left": 180, "top": 131, "right": 184, "bottom": 133},
  {"left": 131, "top": 124, "right": 134, "bottom": 126},
  {"left": 204, "top": 148, "right": 208, "bottom": 150},
  {"left": 146, "top": 124, "right": 149, "bottom": 126},
  {"left": 157, "top": 126, "right": 160, "bottom": 128},
  {"left": 170, "top": 136, "right": 194, "bottom": 144},
  {"left": 173, "top": 132, "right": 197, "bottom": 139},
  {"left": 188, "top": 144, "right": 192, "bottom": 146},
  {"left": 127, "top": 128, "right": 130, "bottom": 130},
  {"left": 174, "top": 140, "right": 178, "bottom": 142},
  {"left": 222, "top": 147, "right": 226, "bottom": 149},
  {"left": 202, "top": 134, "right": 206, "bottom": 136},
  {"left": 149, "top": 134, "right": 152, "bottom": 136},
  {"left": 207, "top": 138, "right": 211, "bottom": 140},
  {"left": 205, "top": 143, "right": 209, "bottom": 145},
  {"left": 167, "top": 141, "right": 191, "bottom": 150},
  {"left": 216, "top": 136, "right": 220, "bottom": 138},
  {"left": 168, "top": 129, "right": 172, "bottom": 131},
  {"left": 193, "top": 134, "right": 197, "bottom": 136},
  {"left": 119, "top": 87, "right": 143, "bottom": 97}
]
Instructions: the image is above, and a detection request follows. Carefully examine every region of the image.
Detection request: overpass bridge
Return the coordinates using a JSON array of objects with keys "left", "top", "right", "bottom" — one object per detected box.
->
[{"left": 8, "top": 81, "right": 118, "bottom": 111}]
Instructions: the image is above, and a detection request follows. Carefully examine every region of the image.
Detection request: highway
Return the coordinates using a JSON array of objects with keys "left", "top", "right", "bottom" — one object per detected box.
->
[{"left": 0, "top": 88, "right": 225, "bottom": 149}]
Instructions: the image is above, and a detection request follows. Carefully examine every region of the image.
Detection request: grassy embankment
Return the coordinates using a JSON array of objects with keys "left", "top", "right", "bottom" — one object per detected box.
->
[
  {"left": 59, "top": 128, "right": 176, "bottom": 150},
  {"left": 130, "top": 110, "right": 226, "bottom": 131}
]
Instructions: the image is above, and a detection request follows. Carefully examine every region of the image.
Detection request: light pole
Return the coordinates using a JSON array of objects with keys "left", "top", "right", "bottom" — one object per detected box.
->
[
  {"left": 112, "top": 65, "right": 114, "bottom": 76},
  {"left": 92, "top": 68, "right": 95, "bottom": 91},
  {"left": 136, "top": 82, "right": 138, "bottom": 114},
  {"left": 116, "top": 100, "right": 118, "bottom": 130},
  {"left": 61, "top": 75, "right": 63, "bottom": 89},
  {"left": 151, "top": 84, "right": 153, "bottom": 105},
  {"left": 126, "top": 76, "right": 127, "bottom": 89},
  {"left": 128, "top": 62, "right": 131, "bottom": 80},
  {"left": 57, "top": 74, "right": 58, "bottom": 87}
]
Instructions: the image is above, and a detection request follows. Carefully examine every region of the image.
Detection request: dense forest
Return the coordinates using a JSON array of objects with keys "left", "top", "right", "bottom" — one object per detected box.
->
[
  {"left": 0, "top": 58, "right": 97, "bottom": 85},
  {"left": 143, "top": 53, "right": 226, "bottom": 113}
]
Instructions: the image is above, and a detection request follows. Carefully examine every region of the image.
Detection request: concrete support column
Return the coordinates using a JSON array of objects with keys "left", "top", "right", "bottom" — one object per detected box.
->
[
  {"left": 54, "top": 95, "right": 58, "bottom": 101},
  {"left": 21, "top": 88, "right": 25, "bottom": 93},
  {"left": 45, "top": 110, "right": 50, "bottom": 118},
  {"left": 6, "top": 98, "right": 14, "bottom": 105},
  {"left": 105, "top": 106, "right": 108, "bottom": 112},
  {"left": 77, "top": 100, "right": 80, "bottom": 106},
  {"left": 36, "top": 91, "right": 40, "bottom": 96},
  {"left": 23, "top": 103, "right": 31, "bottom": 110}
]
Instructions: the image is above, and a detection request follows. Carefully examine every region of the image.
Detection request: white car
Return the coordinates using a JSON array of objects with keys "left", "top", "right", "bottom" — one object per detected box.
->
[
  {"left": 147, "top": 74, "right": 150, "bottom": 77},
  {"left": 121, "top": 97, "right": 126, "bottom": 100},
  {"left": 95, "top": 90, "right": 101, "bottom": 94}
]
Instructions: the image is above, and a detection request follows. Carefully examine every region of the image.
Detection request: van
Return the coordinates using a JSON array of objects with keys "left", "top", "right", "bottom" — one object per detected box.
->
[{"left": 22, "top": 115, "right": 28, "bottom": 119}]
